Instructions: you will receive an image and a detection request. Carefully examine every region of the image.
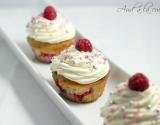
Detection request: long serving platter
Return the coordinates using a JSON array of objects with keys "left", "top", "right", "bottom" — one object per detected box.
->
[{"left": 0, "top": 27, "right": 131, "bottom": 125}]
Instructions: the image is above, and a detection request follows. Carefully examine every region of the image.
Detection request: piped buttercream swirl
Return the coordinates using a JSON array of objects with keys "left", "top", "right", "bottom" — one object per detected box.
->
[
  {"left": 26, "top": 13, "right": 75, "bottom": 43},
  {"left": 51, "top": 45, "right": 109, "bottom": 84},
  {"left": 101, "top": 82, "right": 160, "bottom": 125}
]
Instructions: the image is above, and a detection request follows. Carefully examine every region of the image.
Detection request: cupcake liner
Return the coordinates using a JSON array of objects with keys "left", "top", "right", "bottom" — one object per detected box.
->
[
  {"left": 34, "top": 49, "right": 55, "bottom": 63},
  {"left": 52, "top": 72, "right": 109, "bottom": 103},
  {"left": 27, "top": 37, "right": 74, "bottom": 63}
]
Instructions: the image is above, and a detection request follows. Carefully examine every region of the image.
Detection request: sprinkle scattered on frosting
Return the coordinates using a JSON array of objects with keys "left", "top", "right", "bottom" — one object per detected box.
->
[
  {"left": 101, "top": 82, "right": 160, "bottom": 125},
  {"left": 51, "top": 45, "right": 109, "bottom": 84},
  {"left": 26, "top": 13, "right": 75, "bottom": 43}
]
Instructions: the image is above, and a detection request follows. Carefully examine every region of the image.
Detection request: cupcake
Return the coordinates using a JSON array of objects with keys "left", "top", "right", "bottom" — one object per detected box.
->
[
  {"left": 51, "top": 38, "right": 110, "bottom": 103},
  {"left": 101, "top": 73, "right": 160, "bottom": 125},
  {"left": 26, "top": 6, "right": 75, "bottom": 63}
]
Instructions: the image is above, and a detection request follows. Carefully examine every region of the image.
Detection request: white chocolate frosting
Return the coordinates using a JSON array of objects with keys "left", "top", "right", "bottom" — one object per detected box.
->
[
  {"left": 26, "top": 13, "right": 75, "bottom": 43},
  {"left": 51, "top": 45, "right": 109, "bottom": 84},
  {"left": 101, "top": 82, "right": 160, "bottom": 125}
]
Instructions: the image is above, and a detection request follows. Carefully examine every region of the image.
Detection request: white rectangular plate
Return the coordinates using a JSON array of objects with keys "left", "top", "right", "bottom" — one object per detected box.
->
[{"left": 1, "top": 27, "right": 130, "bottom": 125}]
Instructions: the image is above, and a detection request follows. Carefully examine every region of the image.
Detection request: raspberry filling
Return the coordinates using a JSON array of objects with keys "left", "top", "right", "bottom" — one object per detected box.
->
[
  {"left": 55, "top": 80, "right": 66, "bottom": 93},
  {"left": 73, "top": 88, "right": 93, "bottom": 102},
  {"left": 55, "top": 81, "right": 94, "bottom": 102},
  {"left": 39, "top": 52, "right": 55, "bottom": 63}
]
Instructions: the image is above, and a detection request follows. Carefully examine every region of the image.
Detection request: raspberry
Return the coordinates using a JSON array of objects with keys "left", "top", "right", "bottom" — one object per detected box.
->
[
  {"left": 43, "top": 6, "right": 57, "bottom": 20},
  {"left": 128, "top": 73, "right": 149, "bottom": 92},
  {"left": 75, "top": 38, "right": 93, "bottom": 52}
]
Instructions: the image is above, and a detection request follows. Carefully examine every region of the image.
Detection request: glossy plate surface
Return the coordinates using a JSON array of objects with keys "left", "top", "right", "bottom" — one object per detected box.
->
[
  {"left": 0, "top": 29, "right": 76, "bottom": 125},
  {"left": 0, "top": 28, "right": 130, "bottom": 125}
]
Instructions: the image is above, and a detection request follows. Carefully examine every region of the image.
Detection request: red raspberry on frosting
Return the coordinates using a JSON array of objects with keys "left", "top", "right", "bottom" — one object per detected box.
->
[
  {"left": 75, "top": 38, "right": 93, "bottom": 52},
  {"left": 128, "top": 73, "right": 149, "bottom": 92},
  {"left": 43, "top": 6, "right": 57, "bottom": 20}
]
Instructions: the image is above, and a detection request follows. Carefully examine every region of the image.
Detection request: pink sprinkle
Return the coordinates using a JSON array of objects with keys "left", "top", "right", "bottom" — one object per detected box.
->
[
  {"left": 110, "top": 106, "right": 117, "bottom": 113},
  {"left": 116, "top": 85, "right": 122, "bottom": 93},
  {"left": 31, "top": 17, "right": 36, "bottom": 23}
]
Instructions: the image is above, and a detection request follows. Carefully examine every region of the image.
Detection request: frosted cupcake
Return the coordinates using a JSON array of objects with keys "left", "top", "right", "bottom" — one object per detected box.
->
[
  {"left": 101, "top": 73, "right": 160, "bottom": 125},
  {"left": 26, "top": 6, "right": 75, "bottom": 63},
  {"left": 51, "top": 38, "right": 110, "bottom": 103}
]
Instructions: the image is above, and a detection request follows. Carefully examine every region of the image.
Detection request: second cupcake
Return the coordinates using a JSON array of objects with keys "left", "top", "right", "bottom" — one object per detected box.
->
[
  {"left": 51, "top": 38, "right": 110, "bottom": 103},
  {"left": 26, "top": 6, "right": 75, "bottom": 63}
]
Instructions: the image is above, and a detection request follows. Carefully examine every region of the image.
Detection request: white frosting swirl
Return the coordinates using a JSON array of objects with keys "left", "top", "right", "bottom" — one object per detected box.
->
[
  {"left": 51, "top": 45, "right": 109, "bottom": 84},
  {"left": 26, "top": 13, "right": 75, "bottom": 43},
  {"left": 101, "top": 82, "right": 160, "bottom": 125}
]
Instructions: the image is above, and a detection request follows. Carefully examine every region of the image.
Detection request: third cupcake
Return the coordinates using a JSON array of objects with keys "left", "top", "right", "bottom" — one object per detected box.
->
[{"left": 101, "top": 73, "right": 160, "bottom": 125}]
